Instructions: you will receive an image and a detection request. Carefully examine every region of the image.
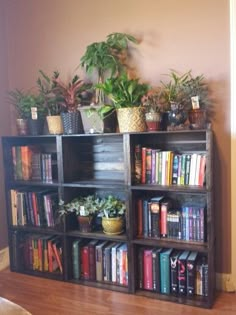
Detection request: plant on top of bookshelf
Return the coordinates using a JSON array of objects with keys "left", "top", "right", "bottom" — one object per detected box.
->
[
  {"left": 8, "top": 89, "right": 47, "bottom": 135},
  {"left": 51, "top": 72, "right": 92, "bottom": 134}
]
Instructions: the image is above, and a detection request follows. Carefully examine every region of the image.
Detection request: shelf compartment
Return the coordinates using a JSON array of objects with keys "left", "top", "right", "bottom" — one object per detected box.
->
[
  {"left": 131, "top": 184, "right": 208, "bottom": 193},
  {"left": 63, "top": 179, "right": 126, "bottom": 189}
]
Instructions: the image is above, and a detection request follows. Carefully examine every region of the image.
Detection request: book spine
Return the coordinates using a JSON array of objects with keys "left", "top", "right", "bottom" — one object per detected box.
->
[
  {"left": 141, "top": 147, "right": 147, "bottom": 184},
  {"left": 134, "top": 144, "right": 142, "bottom": 184},
  {"left": 145, "top": 148, "right": 152, "bottom": 184},
  {"left": 143, "top": 249, "right": 153, "bottom": 290}
]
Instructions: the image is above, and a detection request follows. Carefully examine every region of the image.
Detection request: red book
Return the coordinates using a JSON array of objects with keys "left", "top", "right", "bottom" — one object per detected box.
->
[
  {"left": 198, "top": 155, "right": 206, "bottom": 187},
  {"left": 160, "top": 199, "right": 172, "bottom": 238},
  {"left": 81, "top": 244, "right": 90, "bottom": 280},
  {"left": 88, "top": 240, "right": 98, "bottom": 281},
  {"left": 21, "top": 146, "right": 32, "bottom": 180},
  {"left": 52, "top": 239, "right": 63, "bottom": 274},
  {"left": 141, "top": 147, "right": 147, "bottom": 184},
  {"left": 143, "top": 249, "right": 153, "bottom": 290}
]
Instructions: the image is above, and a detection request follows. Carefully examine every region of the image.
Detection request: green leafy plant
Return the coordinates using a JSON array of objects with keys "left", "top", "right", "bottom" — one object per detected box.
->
[
  {"left": 59, "top": 195, "right": 101, "bottom": 217},
  {"left": 99, "top": 195, "right": 126, "bottom": 218},
  {"left": 8, "top": 89, "right": 46, "bottom": 119},
  {"left": 37, "top": 70, "right": 62, "bottom": 116},
  {"left": 160, "top": 69, "right": 191, "bottom": 110},
  {"left": 96, "top": 73, "right": 149, "bottom": 117},
  {"left": 52, "top": 72, "right": 92, "bottom": 113},
  {"left": 80, "top": 32, "right": 138, "bottom": 105},
  {"left": 141, "top": 88, "right": 163, "bottom": 113}
]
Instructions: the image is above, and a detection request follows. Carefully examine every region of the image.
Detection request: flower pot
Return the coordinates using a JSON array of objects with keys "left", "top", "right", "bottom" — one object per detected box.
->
[
  {"left": 28, "top": 118, "right": 45, "bottom": 135},
  {"left": 116, "top": 107, "right": 146, "bottom": 133},
  {"left": 80, "top": 106, "right": 118, "bottom": 134},
  {"left": 189, "top": 109, "right": 206, "bottom": 129},
  {"left": 102, "top": 216, "right": 124, "bottom": 235},
  {"left": 61, "top": 111, "right": 84, "bottom": 134},
  {"left": 46, "top": 115, "right": 63, "bottom": 135},
  {"left": 77, "top": 215, "right": 94, "bottom": 232},
  {"left": 145, "top": 112, "right": 161, "bottom": 131},
  {"left": 16, "top": 118, "right": 28, "bottom": 136}
]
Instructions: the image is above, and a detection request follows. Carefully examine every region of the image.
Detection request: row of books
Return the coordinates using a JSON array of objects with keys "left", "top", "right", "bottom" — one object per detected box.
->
[
  {"left": 137, "top": 197, "right": 205, "bottom": 242},
  {"left": 138, "top": 247, "right": 208, "bottom": 297},
  {"left": 10, "top": 188, "right": 58, "bottom": 227},
  {"left": 12, "top": 146, "right": 57, "bottom": 182},
  {"left": 134, "top": 145, "right": 206, "bottom": 186},
  {"left": 20, "top": 234, "right": 63, "bottom": 274},
  {"left": 72, "top": 239, "right": 128, "bottom": 286}
]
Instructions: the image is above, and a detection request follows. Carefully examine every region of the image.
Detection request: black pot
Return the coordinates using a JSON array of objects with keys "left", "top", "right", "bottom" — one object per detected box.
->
[
  {"left": 61, "top": 111, "right": 84, "bottom": 134},
  {"left": 28, "top": 118, "right": 45, "bottom": 135}
]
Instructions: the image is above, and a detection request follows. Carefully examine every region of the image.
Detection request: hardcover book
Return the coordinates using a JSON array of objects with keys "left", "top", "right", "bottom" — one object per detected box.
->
[
  {"left": 186, "top": 251, "right": 198, "bottom": 296},
  {"left": 170, "top": 250, "right": 181, "bottom": 294},
  {"left": 178, "top": 250, "right": 190, "bottom": 295},
  {"left": 160, "top": 248, "right": 172, "bottom": 294}
]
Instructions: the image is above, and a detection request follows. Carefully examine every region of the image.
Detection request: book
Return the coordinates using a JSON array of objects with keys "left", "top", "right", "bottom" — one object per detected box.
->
[
  {"left": 160, "top": 248, "right": 172, "bottom": 294},
  {"left": 111, "top": 243, "right": 121, "bottom": 283},
  {"left": 52, "top": 238, "right": 63, "bottom": 274},
  {"left": 81, "top": 243, "right": 90, "bottom": 280},
  {"left": 152, "top": 247, "right": 162, "bottom": 292},
  {"left": 145, "top": 148, "right": 152, "bottom": 184},
  {"left": 160, "top": 199, "right": 172, "bottom": 238},
  {"left": 96, "top": 241, "right": 108, "bottom": 282},
  {"left": 88, "top": 239, "right": 99, "bottom": 281},
  {"left": 170, "top": 250, "right": 181, "bottom": 294},
  {"left": 143, "top": 248, "right": 153, "bottom": 290},
  {"left": 21, "top": 146, "right": 32, "bottom": 180},
  {"left": 72, "top": 239, "right": 82, "bottom": 280},
  {"left": 178, "top": 250, "right": 190, "bottom": 295},
  {"left": 186, "top": 251, "right": 198, "bottom": 296},
  {"left": 134, "top": 144, "right": 142, "bottom": 184}
]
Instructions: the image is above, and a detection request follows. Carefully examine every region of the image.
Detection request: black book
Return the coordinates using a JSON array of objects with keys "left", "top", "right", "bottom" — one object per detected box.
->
[
  {"left": 152, "top": 247, "right": 162, "bottom": 292},
  {"left": 138, "top": 247, "right": 144, "bottom": 289},
  {"left": 178, "top": 250, "right": 190, "bottom": 295},
  {"left": 186, "top": 251, "right": 198, "bottom": 296},
  {"left": 170, "top": 250, "right": 181, "bottom": 294}
]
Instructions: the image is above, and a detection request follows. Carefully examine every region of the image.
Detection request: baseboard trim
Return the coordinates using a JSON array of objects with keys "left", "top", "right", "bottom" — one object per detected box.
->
[
  {"left": 0, "top": 247, "right": 9, "bottom": 271},
  {"left": 216, "top": 273, "right": 236, "bottom": 292}
]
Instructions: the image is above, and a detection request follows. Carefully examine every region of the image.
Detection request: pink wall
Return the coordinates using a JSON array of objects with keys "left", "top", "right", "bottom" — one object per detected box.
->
[
  {"left": 3, "top": 0, "right": 230, "bottom": 272},
  {"left": 0, "top": 0, "right": 11, "bottom": 249}
]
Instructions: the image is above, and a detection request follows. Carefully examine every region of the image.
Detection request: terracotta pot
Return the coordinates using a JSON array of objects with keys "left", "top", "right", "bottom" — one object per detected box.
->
[
  {"left": 77, "top": 215, "right": 93, "bottom": 232},
  {"left": 189, "top": 109, "right": 206, "bottom": 129}
]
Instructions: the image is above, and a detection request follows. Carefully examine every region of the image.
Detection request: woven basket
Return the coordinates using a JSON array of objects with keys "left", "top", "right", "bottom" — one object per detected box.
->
[
  {"left": 116, "top": 107, "right": 146, "bottom": 132},
  {"left": 46, "top": 115, "right": 63, "bottom": 134}
]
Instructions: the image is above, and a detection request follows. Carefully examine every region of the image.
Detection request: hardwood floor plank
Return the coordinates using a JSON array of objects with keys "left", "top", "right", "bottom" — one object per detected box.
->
[{"left": 0, "top": 269, "right": 235, "bottom": 315}]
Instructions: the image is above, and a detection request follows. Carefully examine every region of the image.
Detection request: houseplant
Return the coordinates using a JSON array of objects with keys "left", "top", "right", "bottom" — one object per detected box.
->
[
  {"left": 80, "top": 32, "right": 138, "bottom": 133},
  {"left": 60, "top": 195, "right": 101, "bottom": 232},
  {"left": 99, "top": 195, "right": 126, "bottom": 235},
  {"left": 8, "top": 89, "right": 47, "bottom": 135},
  {"left": 97, "top": 73, "right": 149, "bottom": 132},
  {"left": 52, "top": 72, "right": 92, "bottom": 134},
  {"left": 141, "top": 88, "right": 163, "bottom": 131},
  {"left": 160, "top": 70, "right": 192, "bottom": 130},
  {"left": 37, "top": 70, "right": 63, "bottom": 134},
  {"left": 179, "top": 73, "right": 211, "bottom": 129}
]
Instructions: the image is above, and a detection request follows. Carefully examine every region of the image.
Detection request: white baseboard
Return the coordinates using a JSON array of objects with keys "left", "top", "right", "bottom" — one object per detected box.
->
[
  {"left": 216, "top": 273, "right": 236, "bottom": 292},
  {"left": 0, "top": 247, "right": 9, "bottom": 271}
]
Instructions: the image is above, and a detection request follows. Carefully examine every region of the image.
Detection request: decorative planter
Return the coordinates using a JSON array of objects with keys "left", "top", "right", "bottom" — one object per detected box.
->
[
  {"left": 80, "top": 106, "right": 117, "bottom": 134},
  {"left": 77, "top": 215, "right": 94, "bottom": 232},
  {"left": 46, "top": 115, "right": 63, "bottom": 135},
  {"left": 167, "top": 102, "right": 187, "bottom": 130},
  {"left": 145, "top": 112, "right": 161, "bottom": 131},
  {"left": 102, "top": 216, "right": 124, "bottom": 235},
  {"left": 61, "top": 111, "right": 84, "bottom": 134},
  {"left": 116, "top": 107, "right": 146, "bottom": 133},
  {"left": 28, "top": 118, "right": 45, "bottom": 135},
  {"left": 16, "top": 118, "right": 28, "bottom": 136}
]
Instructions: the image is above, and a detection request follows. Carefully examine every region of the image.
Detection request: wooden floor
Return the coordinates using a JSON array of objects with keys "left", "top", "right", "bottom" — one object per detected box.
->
[{"left": 0, "top": 269, "right": 235, "bottom": 315}]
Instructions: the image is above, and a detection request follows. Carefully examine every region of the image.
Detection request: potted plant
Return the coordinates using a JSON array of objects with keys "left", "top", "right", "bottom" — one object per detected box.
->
[
  {"left": 8, "top": 89, "right": 47, "bottom": 135},
  {"left": 141, "top": 88, "right": 163, "bottom": 131},
  {"left": 99, "top": 195, "right": 126, "bottom": 235},
  {"left": 37, "top": 70, "right": 63, "bottom": 134},
  {"left": 80, "top": 32, "right": 138, "bottom": 133},
  {"left": 52, "top": 72, "right": 92, "bottom": 134},
  {"left": 60, "top": 195, "right": 101, "bottom": 232},
  {"left": 179, "top": 73, "right": 211, "bottom": 129},
  {"left": 97, "top": 73, "right": 150, "bottom": 132},
  {"left": 160, "top": 70, "right": 191, "bottom": 130}
]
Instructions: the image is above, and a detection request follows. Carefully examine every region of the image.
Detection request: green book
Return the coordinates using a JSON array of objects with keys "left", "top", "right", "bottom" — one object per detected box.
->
[
  {"left": 72, "top": 239, "right": 82, "bottom": 280},
  {"left": 160, "top": 248, "right": 172, "bottom": 294}
]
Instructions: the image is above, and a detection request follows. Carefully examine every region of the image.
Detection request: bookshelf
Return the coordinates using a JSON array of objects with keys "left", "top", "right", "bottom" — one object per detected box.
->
[{"left": 1, "top": 130, "right": 214, "bottom": 308}]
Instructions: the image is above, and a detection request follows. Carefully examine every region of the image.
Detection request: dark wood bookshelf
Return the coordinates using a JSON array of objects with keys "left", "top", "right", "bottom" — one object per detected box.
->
[{"left": 1, "top": 130, "right": 214, "bottom": 308}]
